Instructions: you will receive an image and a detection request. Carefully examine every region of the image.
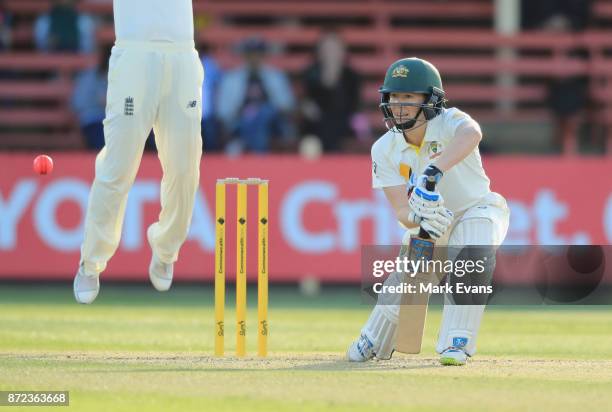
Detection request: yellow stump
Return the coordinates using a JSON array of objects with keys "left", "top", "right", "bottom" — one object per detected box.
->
[
  {"left": 214, "top": 182, "right": 226, "bottom": 356},
  {"left": 257, "top": 181, "right": 269, "bottom": 357},
  {"left": 236, "top": 183, "right": 247, "bottom": 357}
]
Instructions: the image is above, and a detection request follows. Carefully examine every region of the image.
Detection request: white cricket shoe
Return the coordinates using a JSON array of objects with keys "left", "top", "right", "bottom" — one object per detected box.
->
[
  {"left": 346, "top": 334, "right": 376, "bottom": 362},
  {"left": 149, "top": 254, "right": 174, "bottom": 292},
  {"left": 440, "top": 347, "right": 468, "bottom": 366},
  {"left": 73, "top": 265, "right": 100, "bottom": 304},
  {"left": 147, "top": 227, "right": 173, "bottom": 292}
]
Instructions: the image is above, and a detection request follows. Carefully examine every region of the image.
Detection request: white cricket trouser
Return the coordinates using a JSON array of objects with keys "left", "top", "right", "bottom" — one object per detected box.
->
[
  {"left": 80, "top": 40, "right": 204, "bottom": 274},
  {"left": 435, "top": 191, "right": 510, "bottom": 356}
]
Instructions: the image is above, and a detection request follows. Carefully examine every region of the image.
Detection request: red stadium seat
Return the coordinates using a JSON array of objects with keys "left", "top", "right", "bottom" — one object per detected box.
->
[{"left": 2, "top": 0, "right": 612, "bottom": 153}]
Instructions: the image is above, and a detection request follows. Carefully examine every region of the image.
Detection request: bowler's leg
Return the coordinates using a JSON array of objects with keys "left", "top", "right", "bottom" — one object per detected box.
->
[
  {"left": 147, "top": 49, "right": 203, "bottom": 291},
  {"left": 76, "top": 47, "right": 161, "bottom": 303}
]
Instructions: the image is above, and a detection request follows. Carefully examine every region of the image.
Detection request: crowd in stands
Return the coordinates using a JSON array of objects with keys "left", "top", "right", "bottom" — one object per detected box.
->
[
  {"left": 215, "top": 36, "right": 297, "bottom": 154},
  {"left": 34, "top": 0, "right": 96, "bottom": 53},
  {"left": 521, "top": 0, "right": 592, "bottom": 152},
  {"left": 4, "top": 0, "right": 367, "bottom": 154},
  {"left": 0, "top": 1, "right": 11, "bottom": 52},
  {"left": 0, "top": 0, "right": 607, "bottom": 154},
  {"left": 69, "top": 32, "right": 365, "bottom": 154}
]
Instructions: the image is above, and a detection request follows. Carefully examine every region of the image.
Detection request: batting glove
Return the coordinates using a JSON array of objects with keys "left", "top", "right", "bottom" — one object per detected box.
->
[
  {"left": 420, "top": 207, "right": 454, "bottom": 240},
  {"left": 415, "top": 164, "right": 444, "bottom": 189},
  {"left": 409, "top": 186, "right": 444, "bottom": 222}
]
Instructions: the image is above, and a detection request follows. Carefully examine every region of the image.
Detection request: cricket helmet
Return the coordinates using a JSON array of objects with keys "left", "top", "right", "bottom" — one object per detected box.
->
[{"left": 379, "top": 57, "right": 446, "bottom": 131}]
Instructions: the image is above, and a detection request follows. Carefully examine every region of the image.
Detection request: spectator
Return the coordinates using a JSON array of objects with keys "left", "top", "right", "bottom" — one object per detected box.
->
[
  {"left": 522, "top": 0, "right": 592, "bottom": 31},
  {"left": 0, "top": 0, "right": 12, "bottom": 51},
  {"left": 34, "top": 0, "right": 96, "bottom": 53},
  {"left": 300, "top": 31, "right": 363, "bottom": 152},
  {"left": 521, "top": 0, "right": 592, "bottom": 153},
  {"left": 71, "top": 44, "right": 111, "bottom": 149},
  {"left": 217, "top": 36, "right": 296, "bottom": 153},
  {"left": 199, "top": 44, "right": 223, "bottom": 151}
]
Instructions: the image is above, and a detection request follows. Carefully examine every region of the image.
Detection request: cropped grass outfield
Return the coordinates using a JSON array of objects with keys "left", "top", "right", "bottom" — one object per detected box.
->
[{"left": 1, "top": 284, "right": 612, "bottom": 412}]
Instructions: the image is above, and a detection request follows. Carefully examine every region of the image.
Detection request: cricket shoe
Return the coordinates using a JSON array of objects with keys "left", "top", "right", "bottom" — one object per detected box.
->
[
  {"left": 147, "top": 227, "right": 173, "bottom": 292},
  {"left": 73, "top": 265, "right": 100, "bottom": 304},
  {"left": 439, "top": 347, "right": 468, "bottom": 366},
  {"left": 149, "top": 254, "right": 174, "bottom": 291},
  {"left": 346, "top": 334, "right": 376, "bottom": 362}
]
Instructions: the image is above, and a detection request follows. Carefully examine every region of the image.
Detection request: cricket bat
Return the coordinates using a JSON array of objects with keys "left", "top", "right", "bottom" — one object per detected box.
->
[{"left": 395, "top": 175, "right": 438, "bottom": 354}]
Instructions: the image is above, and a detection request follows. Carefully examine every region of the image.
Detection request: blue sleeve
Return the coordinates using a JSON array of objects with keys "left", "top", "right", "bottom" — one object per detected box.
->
[{"left": 34, "top": 15, "right": 50, "bottom": 51}]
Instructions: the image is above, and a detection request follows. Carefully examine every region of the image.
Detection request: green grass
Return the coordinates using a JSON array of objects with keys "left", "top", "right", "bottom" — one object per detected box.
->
[{"left": 1, "top": 284, "right": 611, "bottom": 412}]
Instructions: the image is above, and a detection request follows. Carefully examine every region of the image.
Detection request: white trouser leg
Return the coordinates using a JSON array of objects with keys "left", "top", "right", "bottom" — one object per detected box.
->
[
  {"left": 436, "top": 195, "right": 510, "bottom": 356},
  {"left": 148, "top": 48, "right": 203, "bottom": 263},
  {"left": 80, "top": 46, "right": 162, "bottom": 275}
]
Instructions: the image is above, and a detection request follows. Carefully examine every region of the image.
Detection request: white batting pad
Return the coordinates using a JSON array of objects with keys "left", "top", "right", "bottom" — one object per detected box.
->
[
  {"left": 362, "top": 304, "right": 398, "bottom": 360},
  {"left": 436, "top": 304, "right": 485, "bottom": 356},
  {"left": 436, "top": 204, "right": 508, "bottom": 356}
]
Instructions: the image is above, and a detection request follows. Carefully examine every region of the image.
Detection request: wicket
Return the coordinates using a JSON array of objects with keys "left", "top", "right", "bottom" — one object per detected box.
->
[{"left": 215, "top": 178, "right": 269, "bottom": 357}]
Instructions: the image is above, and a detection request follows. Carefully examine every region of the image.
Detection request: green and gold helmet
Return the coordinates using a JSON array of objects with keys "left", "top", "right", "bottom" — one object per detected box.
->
[{"left": 379, "top": 57, "right": 446, "bottom": 131}]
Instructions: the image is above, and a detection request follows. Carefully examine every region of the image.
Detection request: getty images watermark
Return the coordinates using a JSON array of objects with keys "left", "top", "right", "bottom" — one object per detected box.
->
[
  {"left": 361, "top": 245, "right": 612, "bottom": 305},
  {"left": 371, "top": 254, "right": 491, "bottom": 295}
]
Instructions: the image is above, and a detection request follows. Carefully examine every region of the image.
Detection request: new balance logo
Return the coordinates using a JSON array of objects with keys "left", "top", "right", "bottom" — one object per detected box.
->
[
  {"left": 124, "top": 97, "right": 134, "bottom": 116},
  {"left": 187, "top": 100, "right": 197, "bottom": 108}
]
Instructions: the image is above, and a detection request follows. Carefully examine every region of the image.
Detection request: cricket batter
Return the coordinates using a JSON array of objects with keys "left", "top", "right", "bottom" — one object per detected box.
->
[
  {"left": 74, "top": 0, "right": 204, "bottom": 303},
  {"left": 347, "top": 58, "right": 510, "bottom": 365}
]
